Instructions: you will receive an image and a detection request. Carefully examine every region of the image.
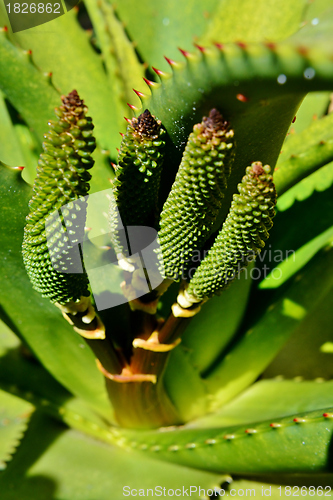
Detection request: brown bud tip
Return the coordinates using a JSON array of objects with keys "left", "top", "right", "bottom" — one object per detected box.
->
[
  {"left": 198, "top": 108, "right": 230, "bottom": 140},
  {"left": 203, "top": 108, "right": 227, "bottom": 131},
  {"left": 251, "top": 161, "right": 265, "bottom": 176},
  {"left": 62, "top": 89, "right": 84, "bottom": 110},
  {"left": 132, "top": 109, "right": 161, "bottom": 138}
]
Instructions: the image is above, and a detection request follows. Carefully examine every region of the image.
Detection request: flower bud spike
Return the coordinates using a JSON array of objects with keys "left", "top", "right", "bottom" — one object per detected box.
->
[
  {"left": 109, "top": 109, "right": 166, "bottom": 258},
  {"left": 22, "top": 90, "right": 96, "bottom": 310},
  {"left": 183, "top": 161, "right": 277, "bottom": 303},
  {"left": 157, "top": 109, "right": 235, "bottom": 281}
]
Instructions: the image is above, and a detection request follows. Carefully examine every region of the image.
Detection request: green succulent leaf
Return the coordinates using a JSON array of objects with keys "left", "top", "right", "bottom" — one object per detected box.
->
[
  {"left": 264, "top": 289, "right": 333, "bottom": 381},
  {"left": 0, "top": 389, "right": 33, "bottom": 471},
  {"left": 0, "top": 412, "right": 224, "bottom": 500},
  {"left": 286, "top": 91, "right": 331, "bottom": 137},
  {"left": 275, "top": 110, "right": 333, "bottom": 195},
  {"left": 0, "top": 163, "right": 110, "bottom": 417},
  {"left": 135, "top": 13, "right": 333, "bottom": 235},
  {"left": 199, "top": 0, "right": 307, "bottom": 44},
  {"left": 9, "top": 9, "right": 120, "bottom": 154},
  {"left": 112, "top": 0, "right": 219, "bottom": 72},
  {"left": 119, "top": 406, "right": 333, "bottom": 474},
  {"left": 277, "top": 162, "right": 333, "bottom": 211},
  {"left": 0, "top": 90, "right": 26, "bottom": 167},
  {"left": 204, "top": 243, "right": 333, "bottom": 408},
  {"left": 0, "top": 28, "right": 59, "bottom": 141},
  {"left": 193, "top": 379, "right": 333, "bottom": 428},
  {"left": 84, "top": 0, "right": 146, "bottom": 124}
]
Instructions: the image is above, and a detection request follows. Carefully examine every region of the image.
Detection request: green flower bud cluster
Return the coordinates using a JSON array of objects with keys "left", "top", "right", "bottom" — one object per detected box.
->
[
  {"left": 157, "top": 109, "right": 235, "bottom": 280},
  {"left": 185, "top": 162, "right": 277, "bottom": 301},
  {"left": 109, "top": 109, "right": 166, "bottom": 258},
  {"left": 22, "top": 90, "right": 96, "bottom": 304}
]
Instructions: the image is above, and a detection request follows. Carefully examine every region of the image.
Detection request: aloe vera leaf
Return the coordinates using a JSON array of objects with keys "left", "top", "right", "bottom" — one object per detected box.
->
[
  {"left": 199, "top": 0, "right": 307, "bottom": 44},
  {"left": 0, "top": 389, "right": 33, "bottom": 471},
  {"left": 4, "top": 369, "right": 333, "bottom": 478},
  {"left": 277, "top": 162, "right": 333, "bottom": 211},
  {"left": 0, "top": 164, "right": 111, "bottom": 418},
  {"left": 191, "top": 379, "right": 333, "bottom": 428},
  {"left": 0, "top": 91, "right": 26, "bottom": 167},
  {"left": 203, "top": 244, "right": 333, "bottom": 408},
  {"left": 13, "top": 124, "right": 41, "bottom": 186},
  {"left": 0, "top": 412, "right": 223, "bottom": 500},
  {"left": 177, "top": 263, "right": 254, "bottom": 374},
  {"left": 0, "top": 30, "right": 59, "bottom": 141},
  {"left": 287, "top": 91, "right": 331, "bottom": 136},
  {"left": 113, "top": 0, "right": 219, "bottom": 72},
  {"left": 11, "top": 10, "right": 119, "bottom": 154},
  {"left": 163, "top": 347, "right": 210, "bottom": 422},
  {"left": 84, "top": 0, "right": 145, "bottom": 121},
  {"left": 260, "top": 225, "right": 333, "bottom": 289},
  {"left": 138, "top": 14, "right": 333, "bottom": 229},
  {"left": 303, "top": 0, "right": 333, "bottom": 22},
  {"left": 264, "top": 289, "right": 333, "bottom": 380},
  {"left": 118, "top": 406, "right": 333, "bottom": 474},
  {"left": 275, "top": 111, "right": 333, "bottom": 195}
]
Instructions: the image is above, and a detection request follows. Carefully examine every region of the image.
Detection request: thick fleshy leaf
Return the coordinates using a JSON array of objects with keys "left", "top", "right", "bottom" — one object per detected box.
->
[
  {"left": 276, "top": 162, "right": 333, "bottom": 212},
  {"left": 84, "top": 0, "right": 145, "bottom": 127},
  {"left": 119, "top": 406, "right": 333, "bottom": 474},
  {"left": 256, "top": 183, "right": 333, "bottom": 292},
  {"left": 9, "top": 10, "right": 119, "bottom": 154},
  {"left": 192, "top": 380, "right": 333, "bottom": 428},
  {"left": 0, "top": 413, "right": 224, "bottom": 500},
  {"left": 137, "top": 12, "right": 333, "bottom": 233},
  {"left": 199, "top": 0, "right": 306, "bottom": 44},
  {"left": 203, "top": 244, "right": 333, "bottom": 408},
  {"left": 286, "top": 91, "right": 331, "bottom": 137},
  {"left": 0, "top": 164, "right": 111, "bottom": 418},
  {"left": 113, "top": 0, "right": 219, "bottom": 72},
  {"left": 260, "top": 225, "right": 333, "bottom": 289},
  {"left": 0, "top": 91, "right": 25, "bottom": 167},
  {"left": 0, "top": 29, "right": 59, "bottom": 141},
  {"left": 176, "top": 267, "right": 253, "bottom": 374},
  {"left": 0, "top": 321, "right": 34, "bottom": 471},
  {"left": 274, "top": 111, "right": 333, "bottom": 195},
  {"left": 264, "top": 290, "right": 333, "bottom": 380},
  {"left": 0, "top": 389, "right": 33, "bottom": 471}
]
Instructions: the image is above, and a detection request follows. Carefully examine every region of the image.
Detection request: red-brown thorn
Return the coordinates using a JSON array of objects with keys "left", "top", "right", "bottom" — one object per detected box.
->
[
  {"left": 164, "top": 56, "right": 177, "bottom": 66},
  {"left": 133, "top": 88, "right": 145, "bottom": 98},
  {"left": 194, "top": 43, "right": 206, "bottom": 53},
  {"left": 178, "top": 47, "right": 191, "bottom": 58},
  {"left": 143, "top": 77, "right": 156, "bottom": 87}
]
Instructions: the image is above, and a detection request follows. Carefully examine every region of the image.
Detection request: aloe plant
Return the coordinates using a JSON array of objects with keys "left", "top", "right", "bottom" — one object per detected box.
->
[{"left": 1, "top": 0, "right": 333, "bottom": 497}]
